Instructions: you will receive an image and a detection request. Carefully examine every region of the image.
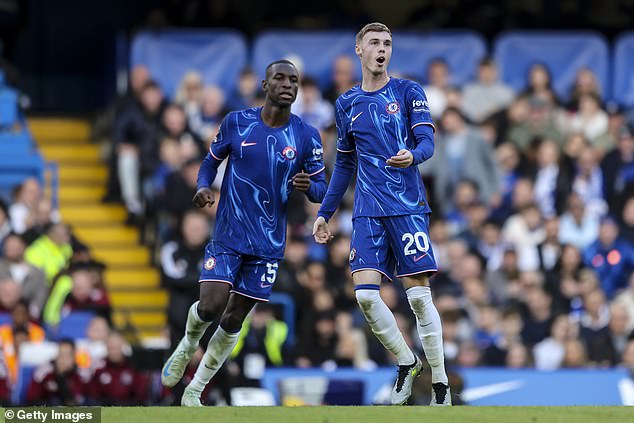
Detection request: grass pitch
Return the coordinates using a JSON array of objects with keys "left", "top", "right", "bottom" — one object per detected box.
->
[{"left": 4, "top": 406, "right": 630, "bottom": 423}]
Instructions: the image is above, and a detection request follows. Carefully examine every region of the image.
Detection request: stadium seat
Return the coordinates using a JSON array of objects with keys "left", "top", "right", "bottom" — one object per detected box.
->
[
  {"left": 0, "top": 153, "right": 45, "bottom": 202},
  {"left": 55, "top": 311, "right": 96, "bottom": 340},
  {"left": 130, "top": 30, "right": 248, "bottom": 99},
  {"left": 494, "top": 31, "right": 609, "bottom": 101},
  {"left": 0, "top": 86, "right": 19, "bottom": 129},
  {"left": 0, "top": 313, "right": 10, "bottom": 325},
  {"left": 390, "top": 31, "right": 486, "bottom": 86},
  {"left": 613, "top": 32, "right": 634, "bottom": 107},
  {"left": 253, "top": 31, "right": 358, "bottom": 89}
]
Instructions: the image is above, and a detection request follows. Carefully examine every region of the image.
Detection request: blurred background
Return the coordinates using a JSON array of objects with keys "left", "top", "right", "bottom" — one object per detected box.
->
[{"left": 0, "top": 0, "right": 634, "bottom": 407}]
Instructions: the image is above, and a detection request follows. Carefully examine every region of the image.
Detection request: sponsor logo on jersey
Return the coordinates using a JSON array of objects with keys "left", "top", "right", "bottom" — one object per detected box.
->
[
  {"left": 349, "top": 248, "right": 357, "bottom": 262},
  {"left": 386, "top": 101, "right": 400, "bottom": 114},
  {"left": 282, "top": 146, "right": 297, "bottom": 160},
  {"left": 204, "top": 257, "right": 217, "bottom": 270},
  {"left": 312, "top": 147, "right": 323, "bottom": 160},
  {"left": 412, "top": 99, "right": 430, "bottom": 113}
]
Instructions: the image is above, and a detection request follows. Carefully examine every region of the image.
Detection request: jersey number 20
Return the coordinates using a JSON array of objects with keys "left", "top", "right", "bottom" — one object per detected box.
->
[{"left": 402, "top": 232, "right": 430, "bottom": 256}]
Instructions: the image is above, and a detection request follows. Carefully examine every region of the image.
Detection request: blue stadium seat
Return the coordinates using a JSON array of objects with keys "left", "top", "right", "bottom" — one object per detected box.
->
[
  {"left": 0, "top": 86, "right": 19, "bottom": 129},
  {"left": 613, "top": 32, "right": 634, "bottom": 107},
  {"left": 0, "top": 153, "right": 45, "bottom": 202},
  {"left": 253, "top": 31, "right": 486, "bottom": 90},
  {"left": 390, "top": 31, "right": 486, "bottom": 86},
  {"left": 0, "top": 313, "right": 11, "bottom": 325},
  {"left": 56, "top": 311, "right": 96, "bottom": 340},
  {"left": 130, "top": 30, "right": 248, "bottom": 99},
  {"left": 494, "top": 31, "right": 609, "bottom": 102},
  {"left": 253, "top": 31, "right": 358, "bottom": 90}
]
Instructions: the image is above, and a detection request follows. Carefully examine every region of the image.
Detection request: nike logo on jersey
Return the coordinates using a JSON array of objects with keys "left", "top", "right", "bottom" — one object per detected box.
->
[
  {"left": 351, "top": 111, "right": 363, "bottom": 123},
  {"left": 413, "top": 253, "right": 427, "bottom": 262},
  {"left": 241, "top": 141, "right": 257, "bottom": 147}
]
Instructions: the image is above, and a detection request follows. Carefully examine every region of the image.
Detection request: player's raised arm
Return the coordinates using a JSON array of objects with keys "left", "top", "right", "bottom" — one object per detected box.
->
[{"left": 193, "top": 116, "right": 232, "bottom": 208}]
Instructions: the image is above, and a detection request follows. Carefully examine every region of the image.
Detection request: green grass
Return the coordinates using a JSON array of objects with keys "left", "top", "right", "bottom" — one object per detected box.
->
[{"left": 4, "top": 406, "right": 632, "bottom": 423}]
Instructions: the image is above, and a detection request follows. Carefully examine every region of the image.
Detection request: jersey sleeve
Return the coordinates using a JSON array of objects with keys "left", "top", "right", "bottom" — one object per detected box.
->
[
  {"left": 303, "top": 126, "right": 326, "bottom": 176},
  {"left": 335, "top": 99, "right": 355, "bottom": 153},
  {"left": 405, "top": 81, "right": 435, "bottom": 132},
  {"left": 209, "top": 114, "right": 233, "bottom": 161}
]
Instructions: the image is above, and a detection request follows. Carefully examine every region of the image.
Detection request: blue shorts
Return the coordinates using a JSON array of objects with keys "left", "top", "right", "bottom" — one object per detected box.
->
[
  {"left": 349, "top": 214, "right": 438, "bottom": 281},
  {"left": 199, "top": 241, "right": 279, "bottom": 302}
]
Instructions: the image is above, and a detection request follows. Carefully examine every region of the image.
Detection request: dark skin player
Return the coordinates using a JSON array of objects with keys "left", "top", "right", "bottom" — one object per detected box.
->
[{"left": 190, "top": 62, "right": 310, "bottom": 332}]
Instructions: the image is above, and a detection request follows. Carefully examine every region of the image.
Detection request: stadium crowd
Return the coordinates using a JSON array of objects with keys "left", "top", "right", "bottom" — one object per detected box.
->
[{"left": 2, "top": 51, "right": 634, "bottom": 405}]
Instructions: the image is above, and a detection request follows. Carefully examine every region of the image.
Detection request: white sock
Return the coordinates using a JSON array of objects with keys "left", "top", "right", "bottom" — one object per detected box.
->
[
  {"left": 188, "top": 326, "right": 240, "bottom": 394},
  {"left": 355, "top": 288, "right": 415, "bottom": 365},
  {"left": 183, "top": 301, "right": 212, "bottom": 349},
  {"left": 406, "top": 286, "right": 448, "bottom": 384}
]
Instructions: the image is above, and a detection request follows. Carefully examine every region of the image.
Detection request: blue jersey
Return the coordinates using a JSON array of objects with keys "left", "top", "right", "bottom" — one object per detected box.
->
[
  {"left": 198, "top": 108, "right": 326, "bottom": 259},
  {"left": 329, "top": 77, "right": 434, "bottom": 218}
]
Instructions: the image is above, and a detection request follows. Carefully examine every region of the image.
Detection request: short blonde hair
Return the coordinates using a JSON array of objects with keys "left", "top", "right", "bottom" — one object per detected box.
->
[{"left": 355, "top": 22, "right": 392, "bottom": 45}]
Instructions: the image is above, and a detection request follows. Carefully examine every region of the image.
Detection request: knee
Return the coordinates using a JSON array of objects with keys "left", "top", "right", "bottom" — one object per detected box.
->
[
  {"left": 355, "top": 288, "right": 380, "bottom": 310},
  {"left": 197, "top": 298, "right": 225, "bottom": 322},
  {"left": 220, "top": 312, "right": 245, "bottom": 333}
]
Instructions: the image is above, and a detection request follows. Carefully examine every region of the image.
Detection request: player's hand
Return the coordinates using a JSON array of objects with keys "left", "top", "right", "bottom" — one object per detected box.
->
[
  {"left": 192, "top": 187, "right": 215, "bottom": 208},
  {"left": 312, "top": 216, "right": 333, "bottom": 244},
  {"left": 386, "top": 149, "right": 414, "bottom": 168},
  {"left": 292, "top": 171, "right": 311, "bottom": 191}
]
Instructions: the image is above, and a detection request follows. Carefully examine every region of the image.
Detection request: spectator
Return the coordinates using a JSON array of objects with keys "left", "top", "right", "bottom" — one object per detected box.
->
[
  {"left": 426, "top": 107, "right": 500, "bottom": 215},
  {"left": 160, "top": 209, "right": 210, "bottom": 348},
  {"left": 568, "top": 68, "right": 602, "bottom": 111},
  {"left": 583, "top": 216, "right": 634, "bottom": 299},
  {"left": 507, "top": 96, "right": 564, "bottom": 151},
  {"left": 532, "top": 138, "right": 571, "bottom": 217},
  {"left": 579, "top": 289, "right": 613, "bottom": 366},
  {"left": 114, "top": 80, "right": 165, "bottom": 221},
  {"left": 536, "top": 216, "right": 561, "bottom": 273},
  {"left": 163, "top": 157, "right": 206, "bottom": 232},
  {"left": 0, "top": 201, "right": 11, "bottom": 249},
  {"left": 620, "top": 196, "right": 634, "bottom": 243},
  {"left": 324, "top": 56, "right": 357, "bottom": 104},
  {"left": 88, "top": 332, "right": 148, "bottom": 405},
  {"left": 457, "top": 201, "right": 489, "bottom": 251},
  {"left": 533, "top": 314, "right": 574, "bottom": 370},
  {"left": 462, "top": 57, "right": 514, "bottom": 124},
  {"left": 568, "top": 93, "right": 611, "bottom": 151},
  {"left": 571, "top": 147, "right": 607, "bottom": 218},
  {"left": 615, "top": 273, "right": 634, "bottom": 332},
  {"left": 506, "top": 342, "right": 532, "bottom": 368},
  {"left": 24, "top": 222, "right": 72, "bottom": 285},
  {"left": 493, "top": 142, "right": 524, "bottom": 218},
  {"left": 228, "top": 304, "right": 290, "bottom": 385},
  {"left": 27, "top": 339, "right": 90, "bottom": 406},
  {"left": 562, "top": 339, "right": 588, "bottom": 368},
  {"left": 558, "top": 192, "right": 600, "bottom": 250},
  {"left": 478, "top": 219, "right": 506, "bottom": 272},
  {"left": 60, "top": 263, "right": 111, "bottom": 322},
  {"left": 174, "top": 70, "right": 203, "bottom": 112},
  {"left": 520, "top": 287, "right": 553, "bottom": 346},
  {"left": 226, "top": 68, "right": 260, "bottom": 111},
  {"left": 0, "top": 233, "right": 48, "bottom": 317},
  {"left": 486, "top": 247, "right": 522, "bottom": 306},
  {"left": 502, "top": 203, "right": 545, "bottom": 271},
  {"left": 9, "top": 177, "right": 41, "bottom": 235},
  {"left": 296, "top": 311, "right": 338, "bottom": 368},
  {"left": 76, "top": 316, "right": 110, "bottom": 369},
  {"left": 422, "top": 58, "right": 450, "bottom": 119},
  {"left": 292, "top": 77, "right": 334, "bottom": 131},
  {"left": 160, "top": 103, "right": 203, "bottom": 159},
  {"left": 601, "top": 125, "right": 634, "bottom": 217},
  {"left": 0, "top": 300, "right": 45, "bottom": 384},
  {"left": 609, "top": 303, "right": 632, "bottom": 364},
  {"left": 0, "top": 278, "right": 21, "bottom": 313},
  {"left": 187, "top": 85, "right": 226, "bottom": 142},
  {"left": 523, "top": 63, "right": 557, "bottom": 104}
]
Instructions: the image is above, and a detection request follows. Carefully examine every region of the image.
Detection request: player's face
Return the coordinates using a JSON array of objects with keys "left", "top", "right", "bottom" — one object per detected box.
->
[
  {"left": 263, "top": 63, "right": 299, "bottom": 106},
  {"left": 356, "top": 31, "right": 392, "bottom": 75}
]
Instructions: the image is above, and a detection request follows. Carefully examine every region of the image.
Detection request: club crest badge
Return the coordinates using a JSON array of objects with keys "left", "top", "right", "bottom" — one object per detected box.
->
[
  {"left": 282, "top": 146, "right": 297, "bottom": 160},
  {"left": 386, "top": 101, "right": 400, "bottom": 114},
  {"left": 204, "top": 257, "right": 216, "bottom": 270}
]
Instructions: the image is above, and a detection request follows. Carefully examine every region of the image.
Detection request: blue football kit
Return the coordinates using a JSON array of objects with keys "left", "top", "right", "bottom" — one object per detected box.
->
[
  {"left": 318, "top": 77, "right": 438, "bottom": 280},
  {"left": 197, "top": 108, "right": 326, "bottom": 300}
]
